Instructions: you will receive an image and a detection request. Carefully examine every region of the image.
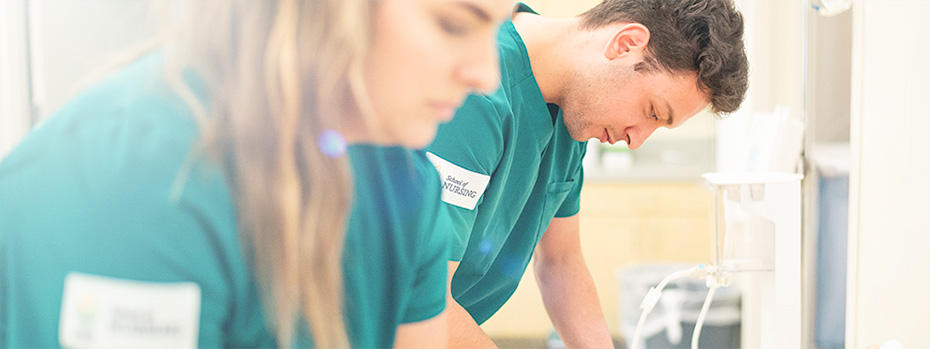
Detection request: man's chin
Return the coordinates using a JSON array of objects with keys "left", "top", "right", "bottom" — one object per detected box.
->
[{"left": 566, "top": 128, "right": 591, "bottom": 142}]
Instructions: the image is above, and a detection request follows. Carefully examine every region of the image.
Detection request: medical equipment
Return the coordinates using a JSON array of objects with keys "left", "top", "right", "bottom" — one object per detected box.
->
[
  {"left": 628, "top": 264, "right": 731, "bottom": 349},
  {"left": 810, "top": 0, "right": 852, "bottom": 16},
  {"left": 630, "top": 172, "right": 802, "bottom": 349}
]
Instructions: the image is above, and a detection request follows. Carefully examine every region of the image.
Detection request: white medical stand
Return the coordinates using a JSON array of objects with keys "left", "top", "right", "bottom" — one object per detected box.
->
[{"left": 702, "top": 172, "right": 803, "bottom": 349}]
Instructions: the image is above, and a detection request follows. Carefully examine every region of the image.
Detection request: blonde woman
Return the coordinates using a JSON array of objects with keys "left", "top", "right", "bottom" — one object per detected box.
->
[{"left": 0, "top": 0, "right": 511, "bottom": 347}]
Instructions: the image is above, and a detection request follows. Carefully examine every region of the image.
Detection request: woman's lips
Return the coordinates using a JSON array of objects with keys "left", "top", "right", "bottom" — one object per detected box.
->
[{"left": 429, "top": 102, "right": 458, "bottom": 122}]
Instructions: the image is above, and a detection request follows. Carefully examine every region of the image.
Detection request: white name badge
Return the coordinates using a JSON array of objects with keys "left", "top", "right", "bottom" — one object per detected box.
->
[
  {"left": 426, "top": 152, "right": 491, "bottom": 210},
  {"left": 59, "top": 273, "right": 201, "bottom": 349}
]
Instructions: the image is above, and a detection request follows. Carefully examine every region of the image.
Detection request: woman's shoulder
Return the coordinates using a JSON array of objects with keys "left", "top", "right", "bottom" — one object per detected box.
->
[
  {"left": 347, "top": 145, "right": 442, "bottom": 200},
  {"left": 0, "top": 52, "right": 236, "bottom": 245},
  {"left": 344, "top": 145, "right": 445, "bottom": 243},
  {"left": 8, "top": 53, "right": 201, "bottom": 169}
]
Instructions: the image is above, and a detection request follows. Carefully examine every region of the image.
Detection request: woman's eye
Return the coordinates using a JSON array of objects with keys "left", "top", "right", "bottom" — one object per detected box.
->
[
  {"left": 438, "top": 17, "right": 470, "bottom": 36},
  {"left": 650, "top": 106, "right": 658, "bottom": 121}
]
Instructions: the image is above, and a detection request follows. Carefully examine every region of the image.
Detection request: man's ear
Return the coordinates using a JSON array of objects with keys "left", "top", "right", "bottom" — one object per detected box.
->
[{"left": 603, "top": 23, "right": 650, "bottom": 60}]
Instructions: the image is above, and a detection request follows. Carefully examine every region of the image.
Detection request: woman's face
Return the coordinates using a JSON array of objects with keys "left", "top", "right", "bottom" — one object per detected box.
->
[{"left": 358, "top": 0, "right": 513, "bottom": 148}]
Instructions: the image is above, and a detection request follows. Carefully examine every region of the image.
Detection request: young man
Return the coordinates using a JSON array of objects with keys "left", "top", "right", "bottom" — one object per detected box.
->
[{"left": 425, "top": 0, "right": 749, "bottom": 347}]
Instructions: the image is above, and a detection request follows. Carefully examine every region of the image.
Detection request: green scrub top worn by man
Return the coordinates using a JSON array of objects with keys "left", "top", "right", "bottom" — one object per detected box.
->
[
  {"left": 0, "top": 54, "right": 448, "bottom": 347},
  {"left": 425, "top": 4, "right": 586, "bottom": 325}
]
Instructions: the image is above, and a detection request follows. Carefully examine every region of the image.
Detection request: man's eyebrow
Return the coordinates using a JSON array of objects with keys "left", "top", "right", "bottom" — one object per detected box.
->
[
  {"left": 452, "top": 1, "right": 492, "bottom": 22},
  {"left": 664, "top": 99, "right": 675, "bottom": 126}
]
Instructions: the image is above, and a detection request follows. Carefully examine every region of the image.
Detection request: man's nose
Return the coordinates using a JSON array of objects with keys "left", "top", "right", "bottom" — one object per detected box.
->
[{"left": 627, "top": 125, "right": 659, "bottom": 150}]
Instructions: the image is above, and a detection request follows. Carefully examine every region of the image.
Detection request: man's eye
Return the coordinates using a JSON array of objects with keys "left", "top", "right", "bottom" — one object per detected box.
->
[{"left": 651, "top": 106, "right": 658, "bottom": 121}]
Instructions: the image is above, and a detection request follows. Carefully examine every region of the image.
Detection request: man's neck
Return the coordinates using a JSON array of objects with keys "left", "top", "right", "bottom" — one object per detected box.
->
[{"left": 511, "top": 12, "right": 581, "bottom": 105}]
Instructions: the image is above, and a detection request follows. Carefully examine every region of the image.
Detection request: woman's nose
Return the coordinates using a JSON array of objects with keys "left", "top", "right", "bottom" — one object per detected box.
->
[{"left": 455, "top": 41, "right": 500, "bottom": 94}]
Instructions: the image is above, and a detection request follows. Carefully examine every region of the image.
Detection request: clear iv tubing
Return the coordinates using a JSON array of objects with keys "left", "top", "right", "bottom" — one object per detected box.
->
[{"left": 628, "top": 265, "right": 722, "bottom": 349}]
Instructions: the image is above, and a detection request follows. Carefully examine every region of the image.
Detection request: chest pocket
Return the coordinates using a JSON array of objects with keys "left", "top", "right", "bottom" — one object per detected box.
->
[{"left": 536, "top": 181, "right": 575, "bottom": 236}]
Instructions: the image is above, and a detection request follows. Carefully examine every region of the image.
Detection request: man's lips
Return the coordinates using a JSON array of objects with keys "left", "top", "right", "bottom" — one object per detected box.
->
[{"left": 601, "top": 129, "right": 617, "bottom": 145}]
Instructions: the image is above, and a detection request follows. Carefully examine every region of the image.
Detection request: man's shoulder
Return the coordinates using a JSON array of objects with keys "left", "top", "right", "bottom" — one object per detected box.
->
[{"left": 495, "top": 19, "right": 536, "bottom": 85}]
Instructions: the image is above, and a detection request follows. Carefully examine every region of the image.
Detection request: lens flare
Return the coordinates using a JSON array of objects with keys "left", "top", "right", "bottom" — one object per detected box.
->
[
  {"left": 500, "top": 256, "right": 523, "bottom": 280},
  {"left": 317, "top": 129, "right": 347, "bottom": 158},
  {"left": 478, "top": 239, "right": 493, "bottom": 255}
]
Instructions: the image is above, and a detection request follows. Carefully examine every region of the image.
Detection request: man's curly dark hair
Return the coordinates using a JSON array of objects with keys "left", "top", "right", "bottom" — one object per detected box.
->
[{"left": 580, "top": 0, "right": 749, "bottom": 115}]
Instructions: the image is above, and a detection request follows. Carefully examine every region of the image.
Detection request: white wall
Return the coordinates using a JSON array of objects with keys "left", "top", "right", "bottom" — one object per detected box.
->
[
  {"left": 0, "top": 0, "right": 32, "bottom": 158},
  {"left": 808, "top": 9, "right": 852, "bottom": 143},
  {"left": 847, "top": 1, "right": 930, "bottom": 348},
  {"left": 717, "top": 0, "right": 805, "bottom": 173},
  {"left": 0, "top": 0, "right": 156, "bottom": 158},
  {"left": 29, "top": 0, "right": 156, "bottom": 119}
]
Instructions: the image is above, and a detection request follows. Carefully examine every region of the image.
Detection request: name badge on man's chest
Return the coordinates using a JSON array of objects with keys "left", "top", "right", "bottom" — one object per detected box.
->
[{"left": 426, "top": 152, "right": 491, "bottom": 210}]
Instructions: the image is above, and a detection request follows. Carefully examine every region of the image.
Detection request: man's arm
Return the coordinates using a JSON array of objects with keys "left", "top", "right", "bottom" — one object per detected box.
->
[
  {"left": 394, "top": 311, "right": 447, "bottom": 349},
  {"left": 534, "top": 214, "right": 613, "bottom": 348},
  {"left": 446, "top": 261, "right": 498, "bottom": 348}
]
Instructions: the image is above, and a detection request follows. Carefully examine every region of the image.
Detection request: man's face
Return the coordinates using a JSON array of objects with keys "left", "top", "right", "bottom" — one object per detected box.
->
[{"left": 559, "top": 64, "right": 710, "bottom": 150}]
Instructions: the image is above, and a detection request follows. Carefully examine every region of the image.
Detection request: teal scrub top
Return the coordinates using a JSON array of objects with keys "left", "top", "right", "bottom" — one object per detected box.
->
[
  {"left": 424, "top": 4, "right": 587, "bottom": 325},
  {"left": 0, "top": 54, "right": 448, "bottom": 347}
]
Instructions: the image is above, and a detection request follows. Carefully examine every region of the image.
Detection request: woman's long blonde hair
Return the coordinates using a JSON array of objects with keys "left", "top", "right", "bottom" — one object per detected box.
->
[{"left": 159, "top": 0, "right": 374, "bottom": 346}]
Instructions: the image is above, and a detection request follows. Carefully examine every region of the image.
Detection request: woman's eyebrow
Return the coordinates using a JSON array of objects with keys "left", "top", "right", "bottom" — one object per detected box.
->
[{"left": 451, "top": 1, "right": 492, "bottom": 23}]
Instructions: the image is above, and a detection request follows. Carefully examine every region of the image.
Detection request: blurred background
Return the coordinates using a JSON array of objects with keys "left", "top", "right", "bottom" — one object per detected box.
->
[{"left": 1, "top": 1, "right": 927, "bottom": 348}]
